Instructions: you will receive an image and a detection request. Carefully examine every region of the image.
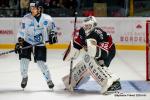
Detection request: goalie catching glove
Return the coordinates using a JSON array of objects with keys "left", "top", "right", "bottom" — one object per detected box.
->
[
  {"left": 15, "top": 37, "right": 24, "bottom": 54},
  {"left": 48, "top": 31, "right": 58, "bottom": 44}
]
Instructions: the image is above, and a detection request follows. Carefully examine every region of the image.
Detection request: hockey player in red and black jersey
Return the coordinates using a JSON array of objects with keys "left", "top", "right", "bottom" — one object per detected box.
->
[{"left": 63, "top": 16, "right": 121, "bottom": 94}]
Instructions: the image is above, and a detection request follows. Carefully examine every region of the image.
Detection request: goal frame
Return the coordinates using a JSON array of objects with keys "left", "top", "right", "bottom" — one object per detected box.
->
[{"left": 146, "top": 20, "right": 150, "bottom": 81}]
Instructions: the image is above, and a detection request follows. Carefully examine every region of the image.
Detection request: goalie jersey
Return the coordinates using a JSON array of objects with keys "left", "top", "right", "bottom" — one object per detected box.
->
[
  {"left": 18, "top": 13, "right": 56, "bottom": 45},
  {"left": 73, "top": 27, "right": 114, "bottom": 55}
]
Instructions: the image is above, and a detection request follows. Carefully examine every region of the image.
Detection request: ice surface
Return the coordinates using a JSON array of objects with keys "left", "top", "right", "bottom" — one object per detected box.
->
[{"left": 0, "top": 49, "right": 150, "bottom": 100}]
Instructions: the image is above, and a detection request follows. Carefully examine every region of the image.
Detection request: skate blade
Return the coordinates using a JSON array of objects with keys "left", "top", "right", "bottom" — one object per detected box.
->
[{"left": 103, "top": 90, "right": 121, "bottom": 95}]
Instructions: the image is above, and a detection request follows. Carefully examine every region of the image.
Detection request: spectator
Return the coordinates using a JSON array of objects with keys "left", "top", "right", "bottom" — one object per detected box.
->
[
  {"left": 0, "top": 0, "right": 9, "bottom": 7},
  {"left": 9, "top": 0, "right": 19, "bottom": 9},
  {"left": 20, "top": 0, "right": 30, "bottom": 17}
]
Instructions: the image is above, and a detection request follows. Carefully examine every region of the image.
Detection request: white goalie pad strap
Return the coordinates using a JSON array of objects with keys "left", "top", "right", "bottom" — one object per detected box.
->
[
  {"left": 86, "top": 39, "right": 99, "bottom": 58},
  {"left": 63, "top": 40, "right": 80, "bottom": 61},
  {"left": 62, "top": 61, "right": 89, "bottom": 89}
]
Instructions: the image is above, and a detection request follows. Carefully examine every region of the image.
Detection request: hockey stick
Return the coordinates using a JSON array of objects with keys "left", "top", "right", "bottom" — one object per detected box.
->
[
  {"left": 0, "top": 41, "right": 47, "bottom": 56},
  {"left": 68, "top": 10, "right": 78, "bottom": 91}
]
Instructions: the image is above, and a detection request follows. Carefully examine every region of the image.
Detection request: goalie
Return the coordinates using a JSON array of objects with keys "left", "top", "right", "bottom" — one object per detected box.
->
[{"left": 63, "top": 16, "right": 121, "bottom": 94}]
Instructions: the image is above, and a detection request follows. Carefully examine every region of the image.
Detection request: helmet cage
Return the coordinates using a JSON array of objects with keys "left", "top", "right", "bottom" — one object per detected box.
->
[{"left": 83, "top": 16, "right": 97, "bottom": 35}]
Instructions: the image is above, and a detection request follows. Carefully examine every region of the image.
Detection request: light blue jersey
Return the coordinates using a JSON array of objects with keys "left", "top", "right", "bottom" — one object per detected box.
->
[{"left": 18, "top": 13, "right": 56, "bottom": 46}]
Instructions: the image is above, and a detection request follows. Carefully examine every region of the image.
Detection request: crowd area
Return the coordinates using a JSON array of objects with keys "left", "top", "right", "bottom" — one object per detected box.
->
[
  {"left": 0, "top": 0, "right": 95, "bottom": 17},
  {"left": 0, "top": 0, "right": 150, "bottom": 17}
]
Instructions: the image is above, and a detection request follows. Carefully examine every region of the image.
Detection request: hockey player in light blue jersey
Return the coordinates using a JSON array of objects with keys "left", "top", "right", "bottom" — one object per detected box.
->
[{"left": 15, "top": 0, "right": 57, "bottom": 89}]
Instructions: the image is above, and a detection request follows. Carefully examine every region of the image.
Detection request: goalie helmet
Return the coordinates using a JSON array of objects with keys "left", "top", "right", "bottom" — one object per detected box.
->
[{"left": 83, "top": 16, "right": 97, "bottom": 35}]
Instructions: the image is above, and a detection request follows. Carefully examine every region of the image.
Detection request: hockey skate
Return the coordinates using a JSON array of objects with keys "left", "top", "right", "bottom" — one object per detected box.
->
[
  {"left": 47, "top": 80, "right": 54, "bottom": 89},
  {"left": 21, "top": 77, "right": 28, "bottom": 89},
  {"left": 107, "top": 81, "right": 121, "bottom": 91},
  {"left": 101, "top": 73, "right": 120, "bottom": 94}
]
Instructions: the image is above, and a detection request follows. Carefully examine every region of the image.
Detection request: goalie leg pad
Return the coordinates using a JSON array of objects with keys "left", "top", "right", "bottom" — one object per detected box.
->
[
  {"left": 62, "top": 61, "right": 89, "bottom": 89},
  {"left": 83, "top": 54, "right": 118, "bottom": 93},
  {"left": 75, "top": 75, "right": 90, "bottom": 89}
]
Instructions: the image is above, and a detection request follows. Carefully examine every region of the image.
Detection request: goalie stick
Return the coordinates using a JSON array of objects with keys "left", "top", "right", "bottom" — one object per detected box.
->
[
  {"left": 0, "top": 41, "right": 48, "bottom": 56},
  {"left": 68, "top": 9, "right": 78, "bottom": 91}
]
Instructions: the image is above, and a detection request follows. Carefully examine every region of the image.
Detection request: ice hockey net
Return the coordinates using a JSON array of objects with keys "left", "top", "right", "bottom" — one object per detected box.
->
[{"left": 146, "top": 20, "right": 150, "bottom": 81}]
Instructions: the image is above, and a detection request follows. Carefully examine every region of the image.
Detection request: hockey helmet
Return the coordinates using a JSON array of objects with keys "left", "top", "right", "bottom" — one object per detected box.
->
[{"left": 30, "top": 0, "right": 43, "bottom": 8}]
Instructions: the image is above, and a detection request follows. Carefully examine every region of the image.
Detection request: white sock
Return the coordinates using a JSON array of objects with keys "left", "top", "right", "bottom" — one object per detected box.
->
[
  {"left": 20, "top": 58, "right": 30, "bottom": 78},
  {"left": 37, "top": 61, "right": 52, "bottom": 82}
]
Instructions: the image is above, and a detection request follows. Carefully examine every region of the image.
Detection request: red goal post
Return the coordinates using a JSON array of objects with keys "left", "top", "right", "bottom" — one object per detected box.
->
[{"left": 146, "top": 20, "right": 150, "bottom": 81}]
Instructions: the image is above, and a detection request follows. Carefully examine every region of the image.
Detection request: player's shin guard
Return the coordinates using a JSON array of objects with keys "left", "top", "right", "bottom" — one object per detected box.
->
[
  {"left": 37, "top": 61, "right": 54, "bottom": 88},
  {"left": 83, "top": 54, "right": 119, "bottom": 94},
  {"left": 62, "top": 61, "right": 89, "bottom": 90}
]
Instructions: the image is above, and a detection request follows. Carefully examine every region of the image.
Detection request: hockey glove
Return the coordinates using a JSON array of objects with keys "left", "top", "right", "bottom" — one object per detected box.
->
[
  {"left": 49, "top": 31, "right": 58, "bottom": 44},
  {"left": 15, "top": 37, "right": 24, "bottom": 54}
]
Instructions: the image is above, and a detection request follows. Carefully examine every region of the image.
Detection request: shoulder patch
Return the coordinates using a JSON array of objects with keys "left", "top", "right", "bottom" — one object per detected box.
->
[{"left": 43, "top": 21, "right": 48, "bottom": 25}]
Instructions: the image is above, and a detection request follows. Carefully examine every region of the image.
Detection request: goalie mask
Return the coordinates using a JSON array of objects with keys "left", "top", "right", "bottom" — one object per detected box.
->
[{"left": 83, "top": 16, "right": 97, "bottom": 35}]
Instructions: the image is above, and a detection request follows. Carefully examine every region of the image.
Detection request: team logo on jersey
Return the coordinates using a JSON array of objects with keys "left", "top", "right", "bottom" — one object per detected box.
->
[
  {"left": 34, "top": 33, "right": 43, "bottom": 42},
  {"left": 43, "top": 21, "right": 48, "bottom": 25}
]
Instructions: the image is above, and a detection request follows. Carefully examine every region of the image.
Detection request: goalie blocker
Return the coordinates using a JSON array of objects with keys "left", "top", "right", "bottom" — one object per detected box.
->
[{"left": 63, "top": 39, "right": 120, "bottom": 94}]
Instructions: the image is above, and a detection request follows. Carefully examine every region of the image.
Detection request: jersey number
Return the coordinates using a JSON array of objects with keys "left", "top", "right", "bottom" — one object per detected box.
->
[{"left": 99, "top": 42, "right": 109, "bottom": 51}]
